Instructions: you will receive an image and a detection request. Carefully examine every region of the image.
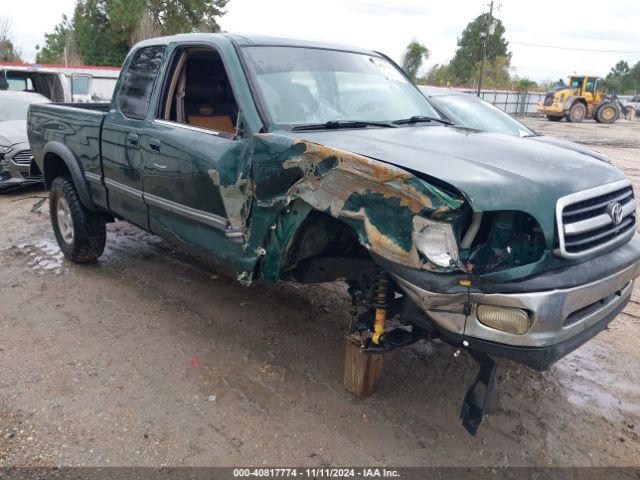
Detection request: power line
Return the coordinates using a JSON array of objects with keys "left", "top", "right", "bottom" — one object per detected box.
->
[{"left": 510, "top": 40, "right": 640, "bottom": 54}]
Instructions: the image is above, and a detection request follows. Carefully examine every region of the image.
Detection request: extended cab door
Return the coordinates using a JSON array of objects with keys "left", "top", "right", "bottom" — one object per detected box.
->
[
  {"left": 101, "top": 45, "right": 166, "bottom": 228},
  {"left": 139, "top": 43, "right": 248, "bottom": 255}
]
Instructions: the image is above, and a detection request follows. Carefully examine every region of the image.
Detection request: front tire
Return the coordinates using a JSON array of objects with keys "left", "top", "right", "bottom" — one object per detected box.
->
[
  {"left": 50, "top": 176, "right": 106, "bottom": 262},
  {"left": 596, "top": 104, "right": 619, "bottom": 124},
  {"left": 567, "top": 103, "right": 586, "bottom": 123}
]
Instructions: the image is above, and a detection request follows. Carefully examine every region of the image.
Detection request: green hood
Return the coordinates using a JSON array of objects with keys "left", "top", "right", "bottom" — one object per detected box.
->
[{"left": 294, "top": 125, "right": 625, "bottom": 240}]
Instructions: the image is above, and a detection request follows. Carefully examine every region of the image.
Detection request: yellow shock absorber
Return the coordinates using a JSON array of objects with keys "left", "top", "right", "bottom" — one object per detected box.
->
[{"left": 372, "top": 270, "right": 391, "bottom": 345}]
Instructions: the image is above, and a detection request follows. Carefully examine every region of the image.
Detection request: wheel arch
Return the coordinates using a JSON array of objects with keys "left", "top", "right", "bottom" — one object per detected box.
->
[
  {"left": 563, "top": 96, "right": 587, "bottom": 111},
  {"left": 283, "top": 206, "right": 373, "bottom": 277},
  {"left": 594, "top": 100, "right": 620, "bottom": 116},
  {"left": 42, "top": 142, "right": 96, "bottom": 211}
]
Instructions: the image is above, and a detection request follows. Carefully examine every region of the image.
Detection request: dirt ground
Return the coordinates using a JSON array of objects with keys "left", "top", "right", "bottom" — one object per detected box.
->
[{"left": 1, "top": 118, "right": 639, "bottom": 468}]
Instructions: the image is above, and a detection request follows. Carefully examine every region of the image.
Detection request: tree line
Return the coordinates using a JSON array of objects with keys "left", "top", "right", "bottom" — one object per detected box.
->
[
  {"left": 604, "top": 60, "right": 640, "bottom": 95},
  {"left": 1, "top": 6, "right": 638, "bottom": 95},
  {"left": 0, "top": 17, "right": 23, "bottom": 62},
  {"left": 34, "top": 0, "right": 229, "bottom": 67},
  {"left": 401, "top": 13, "right": 640, "bottom": 95},
  {"left": 401, "top": 13, "right": 521, "bottom": 89}
]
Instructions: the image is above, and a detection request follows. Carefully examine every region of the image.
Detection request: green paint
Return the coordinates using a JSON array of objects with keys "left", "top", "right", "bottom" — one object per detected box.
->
[
  {"left": 403, "top": 176, "right": 463, "bottom": 211},
  {"left": 261, "top": 200, "right": 313, "bottom": 281},
  {"left": 343, "top": 192, "right": 414, "bottom": 252}
]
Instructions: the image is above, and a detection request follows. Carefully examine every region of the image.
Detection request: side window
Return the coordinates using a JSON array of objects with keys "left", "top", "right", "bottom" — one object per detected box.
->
[
  {"left": 118, "top": 45, "right": 166, "bottom": 119},
  {"left": 158, "top": 47, "right": 239, "bottom": 135},
  {"left": 585, "top": 78, "right": 596, "bottom": 92}
]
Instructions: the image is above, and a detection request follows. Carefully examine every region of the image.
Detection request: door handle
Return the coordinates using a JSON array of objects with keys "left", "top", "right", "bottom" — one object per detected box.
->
[
  {"left": 153, "top": 163, "right": 168, "bottom": 170},
  {"left": 125, "top": 133, "right": 139, "bottom": 148},
  {"left": 147, "top": 138, "right": 161, "bottom": 152}
]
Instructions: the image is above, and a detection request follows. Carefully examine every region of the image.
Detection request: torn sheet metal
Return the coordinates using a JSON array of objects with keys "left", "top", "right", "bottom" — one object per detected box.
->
[
  {"left": 279, "top": 140, "right": 463, "bottom": 268},
  {"left": 208, "top": 133, "right": 464, "bottom": 278}
]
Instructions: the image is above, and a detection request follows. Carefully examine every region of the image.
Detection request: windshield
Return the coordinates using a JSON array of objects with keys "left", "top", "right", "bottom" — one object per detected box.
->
[
  {"left": 0, "top": 95, "right": 49, "bottom": 122},
  {"left": 242, "top": 46, "right": 441, "bottom": 128},
  {"left": 428, "top": 94, "right": 535, "bottom": 137}
]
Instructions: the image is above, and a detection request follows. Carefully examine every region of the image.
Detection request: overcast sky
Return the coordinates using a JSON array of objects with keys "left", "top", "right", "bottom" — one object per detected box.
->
[{"left": 4, "top": 0, "right": 640, "bottom": 83}]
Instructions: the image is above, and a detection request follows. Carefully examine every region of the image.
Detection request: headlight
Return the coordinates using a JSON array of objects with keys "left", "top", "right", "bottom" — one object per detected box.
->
[
  {"left": 413, "top": 217, "right": 459, "bottom": 268},
  {"left": 0, "top": 145, "right": 13, "bottom": 154}
]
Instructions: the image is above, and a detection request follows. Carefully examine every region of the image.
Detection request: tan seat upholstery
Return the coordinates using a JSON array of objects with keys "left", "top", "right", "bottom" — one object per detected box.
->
[{"left": 188, "top": 115, "right": 235, "bottom": 133}]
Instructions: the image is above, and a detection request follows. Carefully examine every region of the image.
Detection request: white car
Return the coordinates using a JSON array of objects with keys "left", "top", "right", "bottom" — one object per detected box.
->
[
  {"left": 0, "top": 90, "right": 50, "bottom": 191},
  {"left": 420, "top": 86, "right": 611, "bottom": 163}
]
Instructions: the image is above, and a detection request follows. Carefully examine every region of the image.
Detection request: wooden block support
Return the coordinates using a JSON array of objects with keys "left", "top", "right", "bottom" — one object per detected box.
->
[{"left": 343, "top": 340, "right": 383, "bottom": 399}]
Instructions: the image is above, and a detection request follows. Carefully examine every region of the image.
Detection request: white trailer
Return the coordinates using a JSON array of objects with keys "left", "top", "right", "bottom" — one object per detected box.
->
[{"left": 0, "top": 62, "right": 120, "bottom": 103}]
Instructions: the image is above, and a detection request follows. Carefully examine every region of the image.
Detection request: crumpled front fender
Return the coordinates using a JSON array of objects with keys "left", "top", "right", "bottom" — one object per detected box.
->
[
  {"left": 241, "top": 134, "right": 464, "bottom": 278},
  {"left": 282, "top": 140, "right": 463, "bottom": 268}
]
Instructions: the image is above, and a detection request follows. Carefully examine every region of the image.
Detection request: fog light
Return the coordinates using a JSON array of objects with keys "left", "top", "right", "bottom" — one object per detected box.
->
[{"left": 476, "top": 305, "right": 530, "bottom": 335}]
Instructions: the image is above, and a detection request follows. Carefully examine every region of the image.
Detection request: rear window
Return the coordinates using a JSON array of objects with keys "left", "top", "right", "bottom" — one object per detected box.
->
[{"left": 118, "top": 45, "right": 165, "bottom": 119}]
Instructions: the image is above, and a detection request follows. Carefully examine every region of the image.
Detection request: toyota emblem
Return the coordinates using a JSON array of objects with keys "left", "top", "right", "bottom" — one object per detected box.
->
[{"left": 608, "top": 203, "right": 623, "bottom": 225}]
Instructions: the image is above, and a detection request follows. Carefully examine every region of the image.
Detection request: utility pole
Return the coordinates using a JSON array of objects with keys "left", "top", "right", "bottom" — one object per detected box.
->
[{"left": 477, "top": 0, "right": 494, "bottom": 97}]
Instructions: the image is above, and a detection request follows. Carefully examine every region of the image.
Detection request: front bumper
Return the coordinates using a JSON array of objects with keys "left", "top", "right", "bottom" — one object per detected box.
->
[{"left": 381, "top": 234, "right": 640, "bottom": 369}]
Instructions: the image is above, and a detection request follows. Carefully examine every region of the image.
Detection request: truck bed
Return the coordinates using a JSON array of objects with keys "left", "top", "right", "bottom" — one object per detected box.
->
[{"left": 28, "top": 102, "right": 109, "bottom": 181}]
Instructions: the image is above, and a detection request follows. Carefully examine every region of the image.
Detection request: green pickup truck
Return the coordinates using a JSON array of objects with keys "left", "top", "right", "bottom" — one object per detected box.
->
[{"left": 27, "top": 34, "right": 640, "bottom": 434}]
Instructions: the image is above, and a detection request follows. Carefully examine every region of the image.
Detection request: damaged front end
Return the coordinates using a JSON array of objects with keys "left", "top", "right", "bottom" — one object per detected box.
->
[
  {"left": 217, "top": 134, "right": 509, "bottom": 434},
  {"left": 213, "top": 130, "right": 632, "bottom": 436}
]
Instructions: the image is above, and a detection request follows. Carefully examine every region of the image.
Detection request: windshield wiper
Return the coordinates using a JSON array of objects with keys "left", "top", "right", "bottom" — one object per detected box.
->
[
  {"left": 392, "top": 115, "right": 454, "bottom": 126},
  {"left": 291, "top": 120, "right": 398, "bottom": 131}
]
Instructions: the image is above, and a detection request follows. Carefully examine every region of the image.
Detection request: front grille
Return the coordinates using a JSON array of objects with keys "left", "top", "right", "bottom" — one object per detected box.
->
[
  {"left": 556, "top": 180, "right": 636, "bottom": 258},
  {"left": 543, "top": 93, "right": 554, "bottom": 106},
  {"left": 12, "top": 150, "right": 33, "bottom": 165}
]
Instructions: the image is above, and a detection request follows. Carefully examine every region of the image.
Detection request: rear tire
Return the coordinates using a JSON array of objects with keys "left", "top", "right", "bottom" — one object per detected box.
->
[
  {"left": 546, "top": 115, "right": 562, "bottom": 121},
  {"left": 50, "top": 176, "right": 106, "bottom": 263},
  {"left": 596, "top": 104, "right": 619, "bottom": 124},
  {"left": 567, "top": 103, "right": 586, "bottom": 123}
]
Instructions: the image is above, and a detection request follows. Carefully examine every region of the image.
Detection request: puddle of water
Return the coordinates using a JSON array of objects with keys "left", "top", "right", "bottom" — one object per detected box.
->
[{"left": 17, "top": 240, "right": 64, "bottom": 275}]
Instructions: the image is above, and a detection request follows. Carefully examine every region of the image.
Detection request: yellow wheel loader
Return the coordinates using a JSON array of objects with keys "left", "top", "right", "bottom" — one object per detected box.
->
[{"left": 538, "top": 75, "right": 621, "bottom": 123}]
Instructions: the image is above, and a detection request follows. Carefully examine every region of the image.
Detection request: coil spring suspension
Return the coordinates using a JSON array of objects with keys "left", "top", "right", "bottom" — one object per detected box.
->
[{"left": 372, "top": 269, "right": 392, "bottom": 345}]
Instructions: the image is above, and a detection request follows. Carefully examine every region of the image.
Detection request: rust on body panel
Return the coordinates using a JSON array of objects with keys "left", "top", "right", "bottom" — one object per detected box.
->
[{"left": 208, "top": 133, "right": 464, "bottom": 276}]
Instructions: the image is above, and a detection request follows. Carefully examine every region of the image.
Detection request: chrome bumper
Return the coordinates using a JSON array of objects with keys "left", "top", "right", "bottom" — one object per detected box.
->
[{"left": 393, "top": 260, "right": 640, "bottom": 348}]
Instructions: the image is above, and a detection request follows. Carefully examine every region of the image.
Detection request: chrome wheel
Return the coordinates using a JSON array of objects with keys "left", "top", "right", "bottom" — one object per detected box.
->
[{"left": 56, "top": 196, "right": 74, "bottom": 245}]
